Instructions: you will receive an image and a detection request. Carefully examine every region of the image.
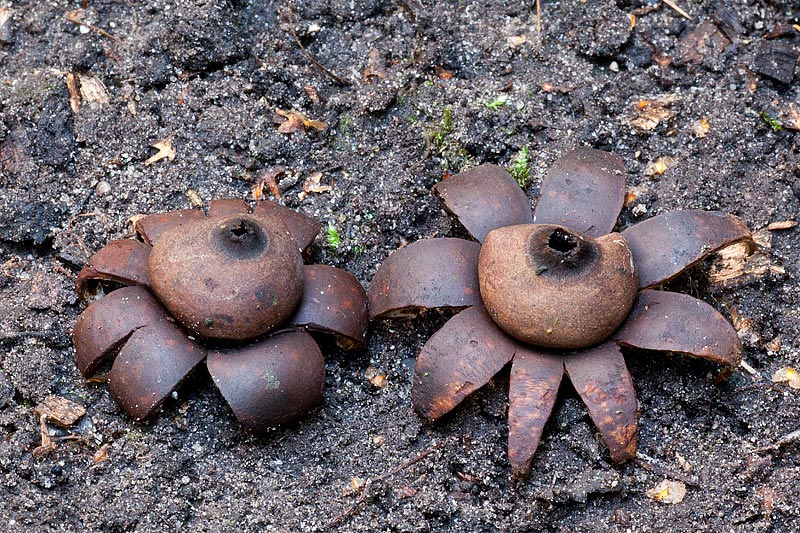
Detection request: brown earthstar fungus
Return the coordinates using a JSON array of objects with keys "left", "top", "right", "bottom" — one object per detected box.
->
[
  {"left": 72, "top": 199, "right": 368, "bottom": 433},
  {"left": 369, "top": 147, "right": 753, "bottom": 476}
]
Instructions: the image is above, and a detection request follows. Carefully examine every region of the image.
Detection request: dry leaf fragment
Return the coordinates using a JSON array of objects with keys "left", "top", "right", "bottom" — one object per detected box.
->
[
  {"left": 342, "top": 476, "right": 366, "bottom": 495},
  {"left": 365, "top": 366, "right": 388, "bottom": 389},
  {"left": 92, "top": 444, "right": 111, "bottom": 465},
  {"left": 434, "top": 66, "right": 454, "bottom": 80},
  {"left": 507, "top": 35, "right": 529, "bottom": 48},
  {"left": 0, "top": 7, "right": 12, "bottom": 31},
  {"left": 304, "top": 85, "right": 320, "bottom": 105},
  {"left": 144, "top": 137, "right": 175, "bottom": 166},
  {"left": 646, "top": 480, "right": 686, "bottom": 504},
  {"left": 631, "top": 96, "right": 676, "bottom": 131},
  {"left": 771, "top": 367, "right": 800, "bottom": 389},
  {"left": 66, "top": 73, "right": 81, "bottom": 113},
  {"left": 767, "top": 220, "right": 798, "bottom": 231},
  {"left": 644, "top": 157, "right": 675, "bottom": 176},
  {"left": 253, "top": 166, "right": 286, "bottom": 201},
  {"left": 275, "top": 109, "right": 327, "bottom": 134},
  {"left": 34, "top": 395, "right": 86, "bottom": 427},
  {"left": 364, "top": 48, "right": 389, "bottom": 81},
  {"left": 79, "top": 74, "right": 110, "bottom": 104},
  {"left": 298, "top": 171, "right": 332, "bottom": 201},
  {"left": 692, "top": 117, "right": 711, "bottom": 137}
]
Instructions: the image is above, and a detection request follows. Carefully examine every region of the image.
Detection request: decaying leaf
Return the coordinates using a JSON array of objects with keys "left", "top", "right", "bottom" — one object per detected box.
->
[
  {"left": 676, "top": 20, "right": 730, "bottom": 66},
  {"left": 253, "top": 166, "right": 286, "bottom": 201},
  {"left": 303, "top": 85, "right": 320, "bottom": 105},
  {"left": 631, "top": 95, "right": 676, "bottom": 131},
  {"left": 298, "top": 171, "right": 332, "bottom": 200},
  {"left": 92, "top": 443, "right": 111, "bottom": 465},
  {"left": 646, "top": 480, "right": 686, "bottom": 504},
  {"left": 692, "top": 117, "right": 711, "bottom": 137},
  {"left": 365, "top": 366, "right": 388, "bottom": 389},
  {"left": 275, "top": 109, "right": 327, "bottom": 134},
  {"left": 144, "top": 137, "right": 175, "bottom": 166},
  {"left": 34, "top": 395, "right": 86, "bottom": 427},
  {"left": 771, "top": 367, "right": 800, "bottom": 389},
  {"left": 434, "top": 66, "right": 454, "bottom": 80},
  {"left": 342, "top": 476, "right": 366, "bottom": 495}
]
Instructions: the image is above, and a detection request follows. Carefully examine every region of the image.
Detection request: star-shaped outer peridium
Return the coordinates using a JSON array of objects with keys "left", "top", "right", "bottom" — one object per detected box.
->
[
  {"left": 72, "top": 198, "right": 368, "bottom": 433},
  {"left": 368, "top": 147, "right": 753, "bottom": 476}
]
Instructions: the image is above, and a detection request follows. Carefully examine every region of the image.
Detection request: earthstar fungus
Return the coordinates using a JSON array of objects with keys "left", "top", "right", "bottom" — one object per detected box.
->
[
  {"left": 72, "top": 199, "right": 368, "bottom": 433},
  {"left": 369, "top": 147, "right": 752, "bottom": 475}
]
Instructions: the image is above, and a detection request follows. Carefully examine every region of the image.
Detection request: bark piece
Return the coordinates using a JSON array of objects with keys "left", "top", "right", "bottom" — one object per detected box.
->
[
  {"left": 369, "top": 238, "right": 482, "bottom": 320},
  {"left": 533, "top": 147, "right": 627, "bottom": 236},
  {"left": 432, "top": 165, "right": 532, "bottom": 242}
]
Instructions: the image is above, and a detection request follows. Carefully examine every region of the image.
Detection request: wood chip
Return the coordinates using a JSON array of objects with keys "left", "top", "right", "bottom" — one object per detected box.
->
[
  {"left": 144, "top": 137, "right": 175, "bottom": 166},
  {"left": 752, "top": 41, "right": 799, "bottom": 84},
  {"left": 34, "top": 395, "right": 86, "bottom": 427},
  {"left": 644, "top": 156, "right": 675, "bottom": 176},
  {"left": 363, "top": 48, "right": 389, "bottom": 80},
  {"left": 187, "top": 189, "right": 203, "bottom": 207},
  {"left": 706, "top": 230, "right": 775, "bottom": 288},
  {"left": 78, "top": 74, "right": 110, "bottom": 104},
  {"left": 646, "top": 479, "right": 686, "bottom": 504},
  {"left": 66, "top": 73, "right": 81, "bottom": 113},
  {"left": 767, "top": 220, "right": 797, "bottom": 231},
  {"left": 675, "top": 20, "right": 729, "bottom": 66}
]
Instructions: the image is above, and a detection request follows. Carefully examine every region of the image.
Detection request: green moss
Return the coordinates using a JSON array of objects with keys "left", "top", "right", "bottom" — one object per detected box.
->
[{"left": 508, "top": 145, "right": 531, "bottom": 187}]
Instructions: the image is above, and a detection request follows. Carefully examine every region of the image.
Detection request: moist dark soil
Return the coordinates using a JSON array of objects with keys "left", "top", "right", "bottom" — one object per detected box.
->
[{"left": 1, "top": 1, "right": 799, "bottom": 531}]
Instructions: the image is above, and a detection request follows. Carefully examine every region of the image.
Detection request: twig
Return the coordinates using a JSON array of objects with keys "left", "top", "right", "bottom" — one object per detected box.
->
[
  {"left": 636, "top": 452, "right": 700, "bottom": 487},
  {"left": 536, "top": 0, "right": 541, "bottom": 40},
  {"left": 751, "top": 429, "right": 800, "bottom": 453},
  {"left": 64, "top": 10, "right": 125, "bottom": 47},
  {"left": 661, "top": 0, "right": 691, "bottom": 20},
  {"left": 324, "top": 438, "right": 452, "bottom": 529},
  {"left": 284, "top": 3, "right": 352, "bottom": 86}
]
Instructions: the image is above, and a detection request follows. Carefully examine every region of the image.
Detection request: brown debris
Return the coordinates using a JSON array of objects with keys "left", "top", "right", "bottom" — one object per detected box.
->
[
  {"left": 253, "top": 166, "right": 286, "bottom": 201},
  {"left": 66, "top": 73, "right": 81, "bottom": 113},
  {"left": 274, "top": 109, "right": 327, "bottom": 134},
  {"left": 752, "top": 41, "right": 799, "bottom": 84},
  {"left": 692, "top": 117, "right": 711, "bottom": 137},
  {"left": 675, "top": 20, "right": 730, "bottom": 66},
  {"left": 365, "top": 367, "right": 388, "bottom": 389},
  {"left": 434, "top": 66, "right": 454, "bottom": 80},
  {"left": 0, "top": 7, "right": 12, "bottom": 31},
  {"left": 771, "top": 367, "right": 800, "bottom": 389},
  {"left": 144, "top": 137, "right": 175, "bottom": 166},
  {"left": 644, "top": 156, "right": 675, "bottom": 176},
  {"left": 363, "top": 48, "right": 389, "bottom": 81},
  {"left": 707, "top": 227, "right": 784, "bottom": 288},
  {"left": 78, "top": 74, "right": 110, "bottom": 104},
  {"left": 767, "top": 220, "right": 798, "bottom": 231},
  {"left": 34, "top": 395, "right": 86, "bottom": 427},
  {"left": 631, "top": 96, "right": 676, "bottom": 131},
  {"left": 63, "top": 9, "right": 124, "bottom": 47},
  {"left": 646, "top": 480, "right": 687, "bottom": 504},
  {"left": 776, "top": 103, "right": 800, "bottom": 131}
]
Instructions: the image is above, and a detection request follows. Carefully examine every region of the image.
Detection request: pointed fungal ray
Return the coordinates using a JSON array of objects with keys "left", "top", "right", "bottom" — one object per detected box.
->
[
  {"left": 208, "top": 330, "right": 325, "bottom": 433},
  {"left": 507, "top": 348, "right": 564, "bottom": 477},
  {"left": 564, "top": 342, "right": 638, "bottom": 464},
  {"left": 614, "top": 289, "right": 743, "bottom": 369},
  {"left": 289, "top": 264, "right": 369, "bottom": 350},
  {"left": 412, "top": 306, "right": 520, "bottom": 422},
  {"left": 75, "top": 239, "right": 152, "bottom": 301}
]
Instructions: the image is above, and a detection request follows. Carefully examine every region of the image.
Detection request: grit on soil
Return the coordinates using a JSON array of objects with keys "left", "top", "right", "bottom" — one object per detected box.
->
[{"left": 1, "top": 1, "right": 799, "bottom": 531}]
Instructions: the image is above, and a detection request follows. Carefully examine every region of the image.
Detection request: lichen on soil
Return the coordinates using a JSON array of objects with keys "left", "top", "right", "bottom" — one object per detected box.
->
[{"left": 1, "top": 1, "right": 799, "bottom": 531}]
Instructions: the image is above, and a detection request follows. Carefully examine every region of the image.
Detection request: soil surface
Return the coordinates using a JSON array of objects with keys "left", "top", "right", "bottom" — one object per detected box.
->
[{"left": 1, "top": 1, "right": 799, "bottom": 531}]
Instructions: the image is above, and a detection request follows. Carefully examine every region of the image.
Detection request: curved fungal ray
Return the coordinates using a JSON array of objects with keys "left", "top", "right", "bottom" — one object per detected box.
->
[
  {"left": 252, "top": 200, "right": 322, "bottom": 254},
  {"left": 433, "top": 165, "right": 532, "bottom": 242},
  {"left": 134, "top": 209, "right": 205, "bottom": 246},
  {"left": 533, "top": 147, "right": 627, "bottom": 237},
  {"left": 75, "top": 239, "right": 151, "bottom": 301}
]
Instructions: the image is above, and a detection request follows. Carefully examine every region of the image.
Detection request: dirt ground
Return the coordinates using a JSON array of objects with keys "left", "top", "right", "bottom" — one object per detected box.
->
[{"left": 1, "top": 0, "right": 799, "bottom": 531}]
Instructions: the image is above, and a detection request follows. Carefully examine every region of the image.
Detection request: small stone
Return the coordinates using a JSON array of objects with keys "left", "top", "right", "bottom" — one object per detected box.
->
[{"left": 95, "top": 180, "right": 111, "bottom": 197}]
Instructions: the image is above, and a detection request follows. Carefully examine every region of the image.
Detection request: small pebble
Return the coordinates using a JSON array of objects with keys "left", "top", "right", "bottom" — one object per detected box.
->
[{"left": 95, "top": 181, "right": 111, "bottom": 197}]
